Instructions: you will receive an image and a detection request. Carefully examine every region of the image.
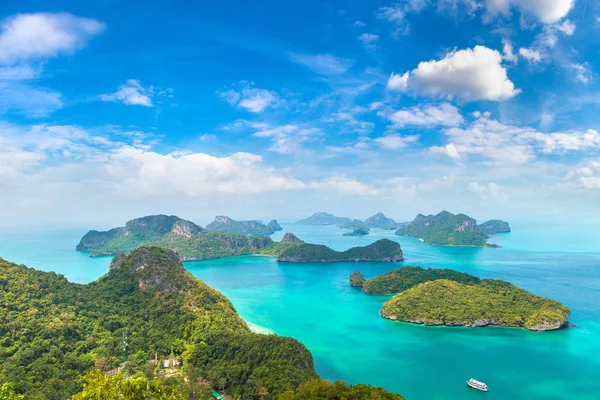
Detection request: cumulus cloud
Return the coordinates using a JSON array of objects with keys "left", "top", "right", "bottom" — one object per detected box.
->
[
  {"left": 100, "top": 79, "right": 156, "bottom": 107},
  {"left": 219, "top": 81, "right": 279, "bottom": 113},
  {"left": 485, "top": 0, "right": 574, "bottom": 24},
  {"left": 391, "top": 46, "right": 520, "bottom": 102},
  {"left": 358, "top": 33, "right": 379, "bottom": 50},
  {"left": 387, "top": 103, "right": 464, "bottom": 127},
  {"left": 519, "top": 47, "right": 542, "bottom": 63},
  {"left": 387, "top": 72, "right": 410, "bottom": 91},
  {"left": 432, "top": 116, "right": 600, "bottom": 164},
  {"left": 289, "top": 52, "right": 354, "bottom": 75},
  {"left": 564, "top": 160, "right": 600, "bottom": 190},
  {"left": 0, "top": 12, "right": 105, "bottom": 63},
  {"left": 374, "top": 134, "right": 420, "bottom": 150}
]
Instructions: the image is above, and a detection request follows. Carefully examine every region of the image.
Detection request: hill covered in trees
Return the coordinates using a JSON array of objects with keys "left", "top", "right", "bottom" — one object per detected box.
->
[{"left": 277, "top": 239, "right": 403, "bottom": 262}]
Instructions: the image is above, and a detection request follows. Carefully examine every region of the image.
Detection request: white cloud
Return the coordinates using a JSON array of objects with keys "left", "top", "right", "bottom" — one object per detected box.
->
[
  {"left": 0, "top": 64, "right": 38, "bottom": 80},
  {"left": 289, "top": 52, "right": 354, "bottom": 75},
  {"left": 358, "top": 33, "right": 379, "bottom": 50},
  {"left": 429, "top": 143, "right": 461, "bottom": 160},
  {"left": 502, "top": 39, "right": 518, "bottom": 63},
  {"left": 564, "top": 160, "right": 600, "bottom": 190},
  {"left": 100, "top": 79, "right": 155, "bottom": 107},
  {"left": 519, "top": 47, "right": 542, "bottom": 63},
  {"left": 309, "top": 175, "right": 380, "bottom": 196},
  {"left": 353, "top": 20, "right": 366, "bottom": 27},
  {"left": 387, "top": 71, "right": 410, "bottom": 91},
  {"left": 485, "top": 0, "right": 574, "bottom": 24},
  {"left": 556, "top": 19, "right": 575, "bottom": 35},
  {"left": 219, "top": 81, "right": 279, "bottom": 113},
  {"left": 432, "top": 116, "right": 600, "bottom": 165},
  {"left": 0, "top": 12, "right": 105, "bottom": 64},
  {"left": 252, "top": 124, "right": 322, "bottom": 154},
  {"left": 388, "top": 103, "right": 464, "bottom": 127},
  {"left": 374, "top": 134, "right": 419, "bottom": 150},
  {"left": 400, "top": 45, "right": 520, "bottom": 101},
  {"left": 376, "top": 1, "right": 430, "bottom": 35},
  {"left": 571, "top": 62, "right": 592, "bottom": 83}
]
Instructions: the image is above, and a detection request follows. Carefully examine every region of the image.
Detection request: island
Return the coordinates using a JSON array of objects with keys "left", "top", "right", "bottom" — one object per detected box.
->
[
  {"left": 277, "top": 238, "right": 403, "bottom": 262},
  {"left": 343, "top": 227, "right": 370, "bottom": 236},
  {"left": 76, "top": 215, "right": 275, "bottom": 260},
  {"left": 478, "top": 219, "right": 511, "bottom": 234},
  {"left": 295, "top": 212, "right": 351, "bottom": 226},
  {"left": 350, "top": 271, "right": 365, "bottom": 287},
  {"left": 339, "top": 219, "right": 368, "bottom": 230},
  {"left": 364, "top": 212, "right": 399, "bottom": 230},
  {"left": 77, "top": 215, "right": 403, "bottom": 263},
  {"left": 353, "top": 266, "right": 480, "bottom": 294},
  {"left": 206, "top": 215, "right": 275, "bottom": 235},
  {"left": 395, "top": 211, "right": 500, "bottom": 247},
  {"left": 268, "top": 219, "right": 283, "bottom": 231},
  {"left": 381, "top": 279, "right": 570, "bottom": 331}
]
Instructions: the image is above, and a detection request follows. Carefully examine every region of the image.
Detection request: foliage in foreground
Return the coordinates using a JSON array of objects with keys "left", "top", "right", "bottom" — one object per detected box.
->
[{"left": 280, "top": 379, "right": 404, "bottom": 400}]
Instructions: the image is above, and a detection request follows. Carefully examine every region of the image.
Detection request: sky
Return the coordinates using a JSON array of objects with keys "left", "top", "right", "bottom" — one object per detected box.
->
[{"left": 1, "top": 0, "right": 599, "bottom": 228}]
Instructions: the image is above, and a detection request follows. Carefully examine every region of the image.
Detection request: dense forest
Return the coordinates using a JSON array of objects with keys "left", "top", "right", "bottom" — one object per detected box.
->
[
  {"left": 381, "top": 279, "right": 570, "bottom": 331},
  {"left": 357, "top": 266, "right": 481, "bottom": 294},
  {"left": 277, "top": 239, "right": 403, "bottom": 262},
  {"left": 0, "top": 247, "right": 403, "bottom": 399}
]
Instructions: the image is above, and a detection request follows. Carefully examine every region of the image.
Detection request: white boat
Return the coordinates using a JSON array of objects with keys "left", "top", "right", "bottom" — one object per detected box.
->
[{"left": 466, "top": 378, "right": 488, "bottom": 392}]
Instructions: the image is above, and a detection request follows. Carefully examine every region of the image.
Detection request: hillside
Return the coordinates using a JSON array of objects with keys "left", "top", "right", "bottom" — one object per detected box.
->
[
  {"left": 296, "top": 212, "right": 351, "bottom": 226},
  {"left": 0, "top": 247, "right": 321, "bottom": 399},
  {"left": 277, "top": 239, "right": 403, "bottom": 262},
  {"left": 343, "top": 227, "right": 370, "bottom": 236},
  {"left": 356, "top": 266, "right": 481, "bottom": 294},
  {"left": 381, "top": 279, "right": 570, "bottom": 331},
  {"left": 76, "top": 215, "right": 274, "bottom": 260},
  {"left": 364, "top": 212, "right": 398, "bottom": 229},
  {"left": 205, "top": 215, "right": 275, "bottom": 235},
  {"left": 395, "top": 211, "right": 493, "bottom": 247},
  {"left": 339, "top": 219, "right": 368, "bottom": 230}
]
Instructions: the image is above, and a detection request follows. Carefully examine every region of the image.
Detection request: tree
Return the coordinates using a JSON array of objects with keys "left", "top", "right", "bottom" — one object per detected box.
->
[
  {"left": 72, "top": 371, "right": 183, "bottom": 400},
  {"left": 0, "top": 383, "right": 24, "bottom": 400}
]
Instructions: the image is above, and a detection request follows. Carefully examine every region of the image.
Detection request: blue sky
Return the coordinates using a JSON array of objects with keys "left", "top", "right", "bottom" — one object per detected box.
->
[{"left": 1, "top": 0, "right": 599, "bottom": 227}]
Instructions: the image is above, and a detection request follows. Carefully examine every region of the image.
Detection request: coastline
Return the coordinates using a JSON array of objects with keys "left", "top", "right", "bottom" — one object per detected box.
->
[{"left": 246, "top": 320, "right": 276, "bottom": 335}]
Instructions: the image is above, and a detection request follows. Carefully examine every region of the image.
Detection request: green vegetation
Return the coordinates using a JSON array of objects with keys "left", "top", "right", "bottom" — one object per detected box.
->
[
  {"left": 280, "top": 379, "right": 404, "bottom": 400},
  {"left": 395, "top": 211, "right": 492, "bottom": 247},
  {"left": 77, "top": 215, "right": 274, "bottom": 260},
  {"left": 478, "top": 219, "right": 511, "bottom": 234},
  {"left": 206, "top": 216, "right": 275, "bottom": 235},
  {"left": 343, "top": 227, "right": 370, "bottom": 236},
  {"left": 277, "top": 239, "right": 403, "bottom": 262},
  {"left": 364, "top": 213, "right": 398, "bottom": 230},
  {"left": 359, "top": 266, "right": 480, "bottom": 294},
  {"left": 295, "top": 212, "right": 351, "bottom": 226},
  {"left": 381, "top": 279, "right": 570, "bottom": 331},
  {"left": 349, "top": 271, "right": 365, "bottom": 287},
  {"left": 0, "top": 248, "right": 317, "bottom": 399},
  {"left": 72, "top": 371, "right": 184, "bottom": 399},
  {"left": 0, "top": 383, "right": 24, "bottom": 400}
]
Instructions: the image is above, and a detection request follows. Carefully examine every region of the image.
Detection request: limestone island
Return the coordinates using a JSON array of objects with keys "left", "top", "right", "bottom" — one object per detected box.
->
[
  {"left": 295, "top": 212, "right": 351, "bottom": 226},
  {"left": 205, "top": 215, "right": 276, "bottom": 235},
  {"left": 343, "top": 227, "right": 370, "bottom": 236},
  {"left": 350, "top": 266, "right": 570, "bottom": 331},
  {"left": 77, "top": 215, "right": 403, "bottom": 263},
  {"left": 396, "top": 211, "right": 509, "bottom": 247},
  {"left": 478, "top": 219, "right": 511, "bottom": 234},
  {"left": 339, "top": 219, "right": 367, "bottom": 230},
  {"left": 268, "top": 219, "right": 283, "bottom": 231},
  {"left": 363, "top": 212, "right": 399, "bottom": 230}
]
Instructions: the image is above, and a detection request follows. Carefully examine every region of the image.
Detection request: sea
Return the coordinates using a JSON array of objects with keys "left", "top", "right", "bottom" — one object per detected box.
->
[{"left": 1, "top": 222, "right": 599, "bottom": 400}]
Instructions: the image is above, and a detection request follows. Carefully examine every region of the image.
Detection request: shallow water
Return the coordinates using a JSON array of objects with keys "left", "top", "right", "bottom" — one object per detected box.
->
[{"left": 1, "top": 222, "right": 599, "bottom": 399}]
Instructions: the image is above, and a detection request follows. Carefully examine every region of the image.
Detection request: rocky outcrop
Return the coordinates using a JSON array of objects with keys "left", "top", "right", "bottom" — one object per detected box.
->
[
  {"left": 478, "top": 219, "right": 511, "bottom": 234},
  {"left": 268, "top": 219, "right": 283, "bottom": 231},
  {"left": 343, "top": 227, "right": 370, "bottom": 236},
  {"left": 350, "top": 271, "right": 365, "bottom": 287}
]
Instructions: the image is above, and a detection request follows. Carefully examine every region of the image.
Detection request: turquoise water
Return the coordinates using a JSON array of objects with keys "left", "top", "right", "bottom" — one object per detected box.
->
[{"left": 1, "top": 223, "right": 600, "bottom": 399}]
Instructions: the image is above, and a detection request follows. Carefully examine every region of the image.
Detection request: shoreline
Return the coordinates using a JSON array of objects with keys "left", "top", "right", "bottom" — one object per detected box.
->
[{"left": 246, "top": 320, "right": 277, "bottom": 335}]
